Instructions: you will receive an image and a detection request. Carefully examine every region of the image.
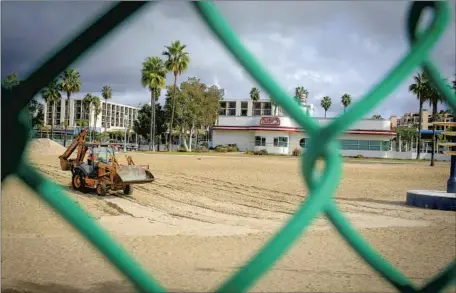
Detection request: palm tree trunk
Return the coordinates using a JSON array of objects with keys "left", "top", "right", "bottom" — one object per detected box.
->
[
  {"left": 93, "top": 113, "right": 97, "bottom": 143},
  {"left": 63, "top": 94, "right": 70, "bottom": 147},
  {"left": 51, "top": 102, "right": 55, "bottom": 140},
  {"left": 430, "top": 101, "right": 438, "bottom": 167},
  {"left": 324, "top": 110, "right": 327, "bottom": 118},
  {"left": 88, "top": 103, "right": 92, "bottom": 142},
  {"left": 188, "top": 122, "right": 195, "bottom": 152},
  {"left": 168, "top": 73, "right": 178, "bottom": 152},
  {"left": 104, "top": 99, "right": 107, "bottom": 133},
  {"left": 430, "top": 129, "right": 436, "bottom": 166},
  {"left": 150, "top": 90, "right": 155, "bottom": 151},
  {"left": 416, "top": 98, "right": 423, "bottom": 159}
]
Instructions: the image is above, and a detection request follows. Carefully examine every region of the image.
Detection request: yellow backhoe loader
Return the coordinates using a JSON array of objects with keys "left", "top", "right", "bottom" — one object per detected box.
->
[{"left": 58, "top": 128, "right": 154, "bottom": 196}]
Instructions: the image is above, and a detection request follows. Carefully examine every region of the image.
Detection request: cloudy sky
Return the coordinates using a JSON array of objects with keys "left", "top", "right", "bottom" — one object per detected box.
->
[{"left": 2, "top": 1, "right": 455, "bottom": 118}]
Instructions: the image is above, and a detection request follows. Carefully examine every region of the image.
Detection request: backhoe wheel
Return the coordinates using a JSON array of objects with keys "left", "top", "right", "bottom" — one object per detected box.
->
[
  {"left": 96, "top": 184, "right": 107, "bottom": 197},
  {"left": 123, "top": 185, "right": 133, "bottom": 195},
  {"left": 72, "top": 173, "right": 85, "bottom": 191}
]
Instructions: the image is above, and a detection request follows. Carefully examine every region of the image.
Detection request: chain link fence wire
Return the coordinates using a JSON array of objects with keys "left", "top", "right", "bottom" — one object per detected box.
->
[{"left": 2, "top": 1, "right": 455, "bottom": 293}]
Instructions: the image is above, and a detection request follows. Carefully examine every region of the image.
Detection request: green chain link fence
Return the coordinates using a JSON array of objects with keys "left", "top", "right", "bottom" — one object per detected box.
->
[{"left": 2, "top": 1, "right": 456, "bottom": 292}]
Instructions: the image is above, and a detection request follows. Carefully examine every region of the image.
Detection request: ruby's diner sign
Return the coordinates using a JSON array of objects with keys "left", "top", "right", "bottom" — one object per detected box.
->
[{"left": 259, "top": 117, "right": 280, "bottom": 126}]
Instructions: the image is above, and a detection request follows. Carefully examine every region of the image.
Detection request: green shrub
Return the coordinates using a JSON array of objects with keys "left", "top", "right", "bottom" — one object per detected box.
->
[
  {"left": 227, "top": 146, "right": 238, "bottom": 152},
  {"left": 215, "top": 144, "right": 239, "bottom": 152},
  {"left": 353, "top": 154, "right": 365, "bottom": 159},
  {"left": 253, "top": 149, "right": 268, "bottom": 155},
  {"left": 245, "top": 150, "right": 254, "bottom": 155},
  {"left": 194, "top": 146, "right": 209, "bottom": 153},
  {"left": 178, "top": 147, "right": 187, "bottom": 152},
  {"left": 214, "top": 145, "right": 228, "bottom": 153}
]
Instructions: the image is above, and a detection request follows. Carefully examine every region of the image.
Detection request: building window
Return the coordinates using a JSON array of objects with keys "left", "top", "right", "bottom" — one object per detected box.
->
[
  {"left": 241, "top": 102, "right": 248, "bottom": 116},
  {"left": 299, "top": 138, "right": 307, "bottom": 148},
  {"left": 338, "top": 140, "right": 390, "bottom": 151},
  {"left": 253, "top": 102, "right": 261, "bottom": 116},
  {"left": 273, "top": 137, "right": 288, "bottom": 147},
  {"left": 46, "top": 102, "right": 53, "bottom": 125},
  {"left": 219, "top": 102, "right": 227, "bottom": 116},
  {"left": 255, "top": 136, "right": 266, "bottom": 146},
  {"left": 227, "top": 102, "right": 236, "bottom": 116},
  {"left": 262, "top": 102, "right": 272, "bottom": 116},
  {"left": 55, "top": 101, "right": 61, "bottom": 125}
]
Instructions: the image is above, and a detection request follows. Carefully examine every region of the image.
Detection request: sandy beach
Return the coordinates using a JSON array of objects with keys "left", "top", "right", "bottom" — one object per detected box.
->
[{"left": 2, "top": 139, "right": 455, "bottom": 292}]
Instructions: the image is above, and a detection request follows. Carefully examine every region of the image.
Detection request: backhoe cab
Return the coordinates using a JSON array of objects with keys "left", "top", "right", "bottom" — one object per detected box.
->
[{"left": 58, "top": 128, "right": 154, "bottom": 196}]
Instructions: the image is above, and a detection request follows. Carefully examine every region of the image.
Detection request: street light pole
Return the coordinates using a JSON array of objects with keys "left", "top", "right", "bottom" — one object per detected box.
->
[{"left": 123, "top": 114, "right": 128, "bottom": 153}]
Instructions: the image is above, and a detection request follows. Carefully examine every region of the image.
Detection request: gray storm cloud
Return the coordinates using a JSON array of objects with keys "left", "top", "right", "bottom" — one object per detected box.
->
[{"left": 2, "top": 1, "right": 455, "bottom": 118}]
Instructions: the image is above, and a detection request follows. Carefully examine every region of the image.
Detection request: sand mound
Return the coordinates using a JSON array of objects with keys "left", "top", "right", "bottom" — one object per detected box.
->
[{"left": 26, "top": 138, "right": 66, "bottom": 155}]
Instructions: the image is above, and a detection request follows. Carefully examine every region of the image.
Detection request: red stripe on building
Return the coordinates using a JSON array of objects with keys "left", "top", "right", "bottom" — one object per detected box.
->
[{"left": 213, "top": 126, "right": 396, "bottom": 136}]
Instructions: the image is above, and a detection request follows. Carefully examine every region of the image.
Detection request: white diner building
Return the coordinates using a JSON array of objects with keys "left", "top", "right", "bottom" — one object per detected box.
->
[{"left": 212, "top": 96, "right": 396, "bottom": 157}]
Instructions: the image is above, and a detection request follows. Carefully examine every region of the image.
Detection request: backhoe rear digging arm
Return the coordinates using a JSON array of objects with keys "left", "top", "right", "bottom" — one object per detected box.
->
[{"left": 58, "top": 128, "right": 88, "bottom": 171}]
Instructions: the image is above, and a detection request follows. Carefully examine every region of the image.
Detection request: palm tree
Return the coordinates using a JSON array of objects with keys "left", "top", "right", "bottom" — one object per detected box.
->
[
  {"left": 141, "top": 56, "right": 167, "bottom": 151},
  {"left": 92, "top": 96, "right": 101, "bottom": 142},
  {"left": 341, "top": 93, "right": 351, "bottom": 112},
  {"left": 60, "top": 68, "right": 81, "bottom": 147},
  {"left": 83, "top": 93, "right": 94, "bottom": 141},
  {"left": 294, "top": 86, "right": 309, "bottom": 104},
  {"left": 372, "top": 114, "right": 382, "bottom": 120},
  {"left": 424, "top": 75, "right": 443, "bottom": 167},
  {"left": 162, "top": 40, "right": 190, "bottom": 152},
  {"left": 250, "top": 87, "right": 260, "bottom": 116},
  {"left": 320, "top": 96, "right": 331, "bottom": 118},
  {"left": 250, "top": 87, "right": 260, "bottom": 101},
  {"left": 101, "top": 85, "right": 112, "bottom": 133},
  {"left": 409, "top": 72, "right": 427, "bottom": 159},
  {"left": 40, "top": 79, "right": 62, "bottom": 140}
]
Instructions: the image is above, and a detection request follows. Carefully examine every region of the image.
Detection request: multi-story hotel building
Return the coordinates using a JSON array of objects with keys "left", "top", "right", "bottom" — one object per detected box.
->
[
  {"left": 390, "top": 110, "right": 455, "bottom": 131},
  {"left": 43, "top": 97, "right": 139, "bottom": 134}
]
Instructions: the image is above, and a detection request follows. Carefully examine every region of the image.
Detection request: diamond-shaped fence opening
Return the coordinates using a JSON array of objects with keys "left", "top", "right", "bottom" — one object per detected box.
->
[{"left": 2, "top": 1, "right": 456, "bottom": 293}]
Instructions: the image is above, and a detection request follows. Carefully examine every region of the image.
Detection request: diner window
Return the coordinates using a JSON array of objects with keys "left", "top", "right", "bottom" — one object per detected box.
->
[
  {"left": 219, "top": 102, "right": 227, "bottom": 116},
  {"left": 338, "top": 139, "right": 390, "bottom": 151},
  {"left": 339, "top": 139, "right": 359, "bottom": 150},
  {"left": 253, "top": 102, "right": 261, "bottom": 116},
  {"left": 255, "top": 136, "right": 266, "bottom": 146},
  {"left": 299, "top": 138, "right": 307, "bottom": 148},
  {"left": 262, "top": 102, "right": 272, "bottom": 116},
  {"left": 241, "top": 102, "right": 248, "bottom": 116},
  {"left": 273, "top": 137, "right": 288, "bottom": 147},
  {"left": 227, "top": 102, "right": 236, "bottom": 116}
]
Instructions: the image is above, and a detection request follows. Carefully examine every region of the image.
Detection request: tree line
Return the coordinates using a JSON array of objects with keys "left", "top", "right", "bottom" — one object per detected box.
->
[
  {"left": 133, "top": 76, "right": 224, "bottom": 151},
  {"left": 1, "top": 40, "right": 224, "bottom": 152},
  {"left": 2, "top": 72, "right": 44, "bottom": 132},
  {"left": 408, "top": 72, "right": 456, "bottom": 165},
  {"left": 3, "top": 40, "right": 454, "bottom": 156},
  {"left": 2, "top": 69, "right": 113, "bottom": 146}
]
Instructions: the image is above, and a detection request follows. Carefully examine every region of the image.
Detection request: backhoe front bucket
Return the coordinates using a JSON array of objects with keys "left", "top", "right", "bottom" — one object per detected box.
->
[{"left": 116, "top": 165, "right": 154, "bottom": 184}]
